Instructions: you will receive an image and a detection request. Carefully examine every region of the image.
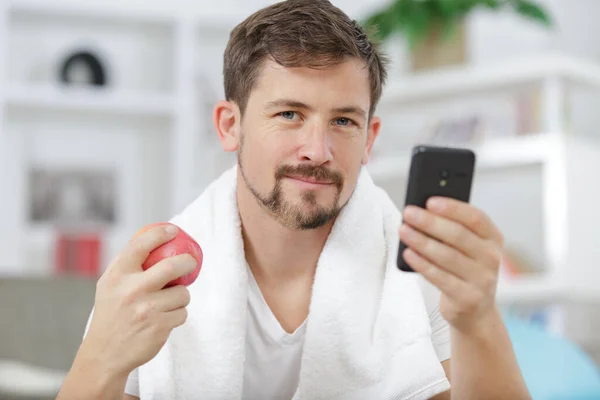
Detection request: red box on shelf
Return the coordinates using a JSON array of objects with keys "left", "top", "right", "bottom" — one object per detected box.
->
[{"left": 54, "top": 232, "right": 102, "bottom": 277}]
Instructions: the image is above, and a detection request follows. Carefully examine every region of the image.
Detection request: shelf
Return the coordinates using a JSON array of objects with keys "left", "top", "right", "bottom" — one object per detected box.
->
[
  {"left": 6, "top": 84, "right": 175, "bottom": 117},
  {"left": 497, "top": 274, "right": 600, "bottom": 305},
  {"left": 20, "top": 225, "right": 135, "bottom": 277},
  {"left": 367, "top": 133, "right": 557, "bottom": 181},
  {"left": 8, "top": 0, "right": 177, "bottom": 26},
  {"left": 380, "top": 52, "right": 600, "bottom": 106},
  {"left": 0, "top": 359, "right": 65, "bottom": 398},
  {"left": 9, "top": 0, "right": 248, "bottom": 30},
  {"left": 496, "top": 274, "right": 563, "bottom": 305}
]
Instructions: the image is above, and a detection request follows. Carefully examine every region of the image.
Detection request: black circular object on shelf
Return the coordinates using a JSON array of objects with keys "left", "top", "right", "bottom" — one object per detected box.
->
[{"left": 59, "top": 50, "right": 107, "bottom": 86}]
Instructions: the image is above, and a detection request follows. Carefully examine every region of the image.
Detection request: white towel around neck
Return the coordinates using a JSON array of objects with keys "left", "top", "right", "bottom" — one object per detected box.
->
[{"left": 137, "top": 165, "right": 450, "bottom": 399}]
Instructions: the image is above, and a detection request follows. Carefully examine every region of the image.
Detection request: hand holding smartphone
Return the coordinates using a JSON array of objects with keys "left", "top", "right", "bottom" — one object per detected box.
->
[{"left": 397, "top": 145, "right": 476, "bottom": 272}]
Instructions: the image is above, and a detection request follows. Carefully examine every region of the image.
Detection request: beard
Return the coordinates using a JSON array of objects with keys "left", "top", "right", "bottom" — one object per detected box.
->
[{"left": 237, "top": 136, "right": 345, "bottom": 230}]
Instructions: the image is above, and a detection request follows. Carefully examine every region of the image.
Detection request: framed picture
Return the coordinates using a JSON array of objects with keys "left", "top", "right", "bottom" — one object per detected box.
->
[
  {"left": 424, "top": 114, "right": 483, "bottom": 145},
  {"left": 28, "top": 167, "right": 117, "bottom": 227}
]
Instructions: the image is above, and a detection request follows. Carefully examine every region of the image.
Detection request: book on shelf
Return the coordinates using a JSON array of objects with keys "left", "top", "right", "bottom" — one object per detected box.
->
[
  {"left": 419, "top": 89, "right": 544, "bottom": 146},
  {"left": 372, "top": 85, "right": 554, "bottom": 158},
  {"left": 54, "top": 230, "right": 103, "bottom": 278}
]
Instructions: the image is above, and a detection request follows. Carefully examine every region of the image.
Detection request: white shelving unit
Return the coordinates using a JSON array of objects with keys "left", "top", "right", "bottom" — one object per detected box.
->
[
  {"left": 370, "top": 133, "right": 600, "bottom": 306},
  {"left": 1, "top": 1, "right": 599, "bottom": 338},
  {"left": 0, "top": 0, "right": 246, "bottom": 275},
  {"left": 379, "top": 53, "right": 600, "bottom": 114},
  {"left": 368, "top": 54, "right": 600, "bottom": 333},
  {"left": 0, "top": 0, "right": 20, "bottom": 270},
  {"left": 6, "top": 83, "right": 176, "bottom": 116},
  {"left": 368, "top": 133, "right": 553, "bottom": 181},
  {"left": 7, "top": 0, "right": 179, "bottom": 25}
]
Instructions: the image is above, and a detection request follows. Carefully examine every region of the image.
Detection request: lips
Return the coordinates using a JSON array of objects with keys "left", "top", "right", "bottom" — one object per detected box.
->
[{"left": 285, "top": 175, "right": 334, "bottom": 185}]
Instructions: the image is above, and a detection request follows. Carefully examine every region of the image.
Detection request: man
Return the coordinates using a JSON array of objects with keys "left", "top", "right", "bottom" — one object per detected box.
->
[{"left": 58, "top": 0, "right": 531, "bottom": 399}]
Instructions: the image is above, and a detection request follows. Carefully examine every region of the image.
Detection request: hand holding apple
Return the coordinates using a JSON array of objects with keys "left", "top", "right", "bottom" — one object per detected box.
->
[
  {"left": 74, "top": 223, "right": 201, "bottom": 382},
  {"left": 134, "top": 222, "right": 203, "bottom": 287}
]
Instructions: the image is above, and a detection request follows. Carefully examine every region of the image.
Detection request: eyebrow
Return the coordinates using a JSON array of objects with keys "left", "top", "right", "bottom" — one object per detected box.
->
[
  {"left": 265, "top": 99, "right": 313, "bottom": 111},
  {"left": 264, "top": 99, "right": 367, "bottom": 120},
  {"left": 332, "top": 106, "right": 367, "bottom": 120}
]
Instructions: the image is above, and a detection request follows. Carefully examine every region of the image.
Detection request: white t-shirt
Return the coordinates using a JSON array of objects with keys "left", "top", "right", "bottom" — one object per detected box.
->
[{"left": 124, "top": 271, "right": 451, "bottom": 399}]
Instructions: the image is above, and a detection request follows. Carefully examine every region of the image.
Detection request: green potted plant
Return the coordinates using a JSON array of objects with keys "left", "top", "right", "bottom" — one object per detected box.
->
[{"left": 363, "top": 0, "right": 553, "bottom": 71}]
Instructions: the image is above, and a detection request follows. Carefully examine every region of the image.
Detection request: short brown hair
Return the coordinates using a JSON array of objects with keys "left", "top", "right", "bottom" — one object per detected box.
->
[{"left": 223, "top": 0, "right": 389, "bottom": 119}]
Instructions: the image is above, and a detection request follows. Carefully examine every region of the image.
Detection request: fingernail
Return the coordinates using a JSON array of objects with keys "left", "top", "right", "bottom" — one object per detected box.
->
[
  {"left": 186, "top": 255, "right": 198, "bottom": 270},
  {"left": 165, "top": 224, "right": 178, "bottom": 237}
]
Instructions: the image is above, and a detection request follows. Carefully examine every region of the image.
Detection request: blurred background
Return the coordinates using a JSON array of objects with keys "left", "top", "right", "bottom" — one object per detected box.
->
[{"left": 1, "top": 0, "right": 600, "bottom": 399}]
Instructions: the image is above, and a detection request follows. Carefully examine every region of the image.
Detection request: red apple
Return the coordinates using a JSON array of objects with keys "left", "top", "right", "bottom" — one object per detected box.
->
[{"left": 134, "top": 222, "right": 203, "bottom": 287}]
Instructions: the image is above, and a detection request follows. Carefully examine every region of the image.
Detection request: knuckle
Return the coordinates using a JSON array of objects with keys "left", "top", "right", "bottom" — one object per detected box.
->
[
  {"left": 129, "top": 238, "right": 148, "bottom": 257},
  {"left": 486, "top": 245, "right": 502, "bottom": 269},
  {"left": 163, "top": 259, "right": 179, "bottom": 276},
  {"left": 447, "top": 248, "right": 461, "bottom": 266},
  {"left": 119, "top": 283, "right": 142, "bottom": 306},
  {"left": 134, "top": 302, "right": 154, "bottom": 323},
  {"left": 102, "top": 256, "right": 124, "bottom": 282},
  {"left": 444, "top": 275, "right": 460, "bottom": 294},
  {"left": 450, "top": 226, "right": 467, "bottom": 244},
  {"left": 423, "top": 259, "right": 437, "bottom": 277},
  {"left": 122, "top": 291, "right": 137, "bottom": 307},
  {"left": 436, "top": 241, "right": 457, "bottom": 267},
  {"left": 179, "top": 308, "right": 189, "bottom": 325},
  {"left": 420, "top": 233, "right": 434, "bottom": 252},
  {"left": 104, "top": 269, "right": 122, "bottom": 288},
  {"left": 482, "top": 274, "right": 497, "bottom": 294},
  {"left": 180, "top": 288, "right": 191, "bottom": 306},
  {"left": 420, "top": 212, "right": 434, "bottom": 229},
  {"left": 149, "top": 321, "right": 163, "bottom": 336},
  {"left": 98, "top": 269, "right": 126, "bottom": 297},
  {"left": 468, "top": 209, "right": 484, "bottom": 229}
]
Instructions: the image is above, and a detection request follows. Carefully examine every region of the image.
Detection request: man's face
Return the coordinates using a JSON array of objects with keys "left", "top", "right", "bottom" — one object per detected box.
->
[{"left": 235, "top": 58, "right": 380, "bottom": 230}]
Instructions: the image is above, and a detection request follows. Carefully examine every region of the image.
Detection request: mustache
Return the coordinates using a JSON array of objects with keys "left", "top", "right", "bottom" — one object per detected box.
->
[{"left": 275, "top": 164, "right": 344, "bottom": 188}]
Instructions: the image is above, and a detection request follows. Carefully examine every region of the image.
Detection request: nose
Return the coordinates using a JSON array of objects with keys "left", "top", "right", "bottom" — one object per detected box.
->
[{"left": 297, "top": 124, "right": 333, "bottom": 165}]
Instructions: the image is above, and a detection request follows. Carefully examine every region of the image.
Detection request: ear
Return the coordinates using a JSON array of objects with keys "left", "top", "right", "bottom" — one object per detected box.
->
[
  {"left": 361, "top": 115, "right": 381, "bottom": 165},
  {"left": 213, "top": 100, "right": 241, "bottom": 152}
]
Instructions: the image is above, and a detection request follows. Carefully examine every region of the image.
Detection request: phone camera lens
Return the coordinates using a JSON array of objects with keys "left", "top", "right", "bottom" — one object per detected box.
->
[{"left": 440, "top": 170, "right": 449, "bottom": 179}]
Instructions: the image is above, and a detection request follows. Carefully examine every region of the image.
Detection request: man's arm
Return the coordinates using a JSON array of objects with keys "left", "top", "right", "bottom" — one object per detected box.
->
[
  {"left": 399, "top": 197, "right": 530, "bottom": 400},
  {"left": 58, "top": 350, "right": 141, "bottom": 400},
  {"left": 57, "top": 341, "right": 130, "bottom": 400},
  {"left": 445, "top": 308, "right": 528, "bottom": 399},
  {"left": 431, "top": 360, "right": 451, "bottom": 400},
  {"left": 57, "top": 224, "right": 194, "bottom": 400},
  {"left": 431, "top": 309, "right": 529, "bottom": 400}
]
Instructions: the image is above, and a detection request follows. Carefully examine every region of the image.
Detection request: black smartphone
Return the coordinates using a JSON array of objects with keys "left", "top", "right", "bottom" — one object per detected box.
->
[{"left": 397, "top": 145, "right": 476, "bottom": 272}]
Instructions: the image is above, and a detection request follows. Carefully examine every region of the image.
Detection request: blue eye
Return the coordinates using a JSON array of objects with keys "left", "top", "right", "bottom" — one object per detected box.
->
[
  {"left": 334, "top": 118, "right": 353, "bottom": 126},
  {"left": 279, "top": 111, "right": 297, "bottom": 120}
]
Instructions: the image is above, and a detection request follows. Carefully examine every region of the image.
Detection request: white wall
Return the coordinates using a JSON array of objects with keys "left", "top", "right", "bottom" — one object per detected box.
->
[{"left": 468, "top": 0, "right": 600, "bottom": 65}]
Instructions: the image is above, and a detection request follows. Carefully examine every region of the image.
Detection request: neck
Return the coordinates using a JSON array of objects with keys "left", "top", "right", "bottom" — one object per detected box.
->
[{"left": 236, "top": 171, "right": 333, "bottom": 285}]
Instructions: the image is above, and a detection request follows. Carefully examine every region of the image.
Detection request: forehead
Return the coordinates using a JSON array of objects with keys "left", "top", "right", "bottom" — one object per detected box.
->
[{"left": 249, "top": 58, "right": 371, "bottom": 109}]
